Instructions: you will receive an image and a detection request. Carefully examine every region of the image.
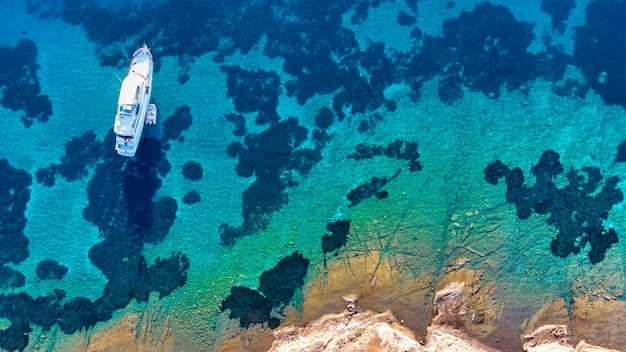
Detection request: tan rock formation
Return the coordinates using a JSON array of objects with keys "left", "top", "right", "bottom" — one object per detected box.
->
[
  {"left": 432, "top": 282, "right": 469, "bottom": 326},
  {"left": 432, "top": 268, "right": 500, "bottom": 344},
  {"left": 300, "top": 251, "right": 433, "bottom": 336},
  {"left": 425, "top": 326, "right": 497, "bottom": 352},
  {"left": 574, "top": 340, "right": 624, "bottom": 352},
  {"left": 522, "top": 324, "right": 571, "bottom": 351},
  {"left": 269, "top": 286, "right": 623, "bottom": 352},
  {"left": 523, "top": 298, "right": 570, "bottom": 336},
  {"left": 569, "top": 266, "right": 626, "bottom": 350},
  {"left": 269, "top": 295, "right": 424, "bottom": 352},
  {"left": 571, "top": 294, "right": 626, "bottom": 350}
]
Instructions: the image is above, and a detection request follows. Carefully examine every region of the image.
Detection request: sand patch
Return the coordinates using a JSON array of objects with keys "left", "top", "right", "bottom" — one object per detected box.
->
[{"left": 62, "top": 310, "right": 175, "bottom": 352}]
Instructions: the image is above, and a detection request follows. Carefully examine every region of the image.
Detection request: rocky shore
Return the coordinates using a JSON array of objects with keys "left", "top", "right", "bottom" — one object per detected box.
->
[{"left": 268, "top": 286, "right": 623, "bottom": 352}]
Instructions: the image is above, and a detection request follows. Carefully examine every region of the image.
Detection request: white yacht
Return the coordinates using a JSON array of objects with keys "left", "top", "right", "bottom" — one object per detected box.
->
[{"left": 113, "top": 44, "right": 157, "bottom": 157}]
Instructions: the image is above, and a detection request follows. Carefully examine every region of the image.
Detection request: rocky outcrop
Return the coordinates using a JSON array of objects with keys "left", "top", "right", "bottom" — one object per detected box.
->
[
  {"left": 269, "top": 290, "right": 495, "bottom": 352},
  {"left": 268, "top": 285, "right": 623, "bottom": 352},
  {"left": 269, "top": 295, "right": 423, "bottom": 351},
  {"left": 522, "top": 324, "right": 571, "bottom": 351},
  {"left": 521, "top": 324, "right": 623, "bottom": 352}
]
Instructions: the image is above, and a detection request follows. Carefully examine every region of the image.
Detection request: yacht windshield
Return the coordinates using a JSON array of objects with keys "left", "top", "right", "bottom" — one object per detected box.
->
[{"left": 119, "top": 104, "right": 135, "bottom": 115}]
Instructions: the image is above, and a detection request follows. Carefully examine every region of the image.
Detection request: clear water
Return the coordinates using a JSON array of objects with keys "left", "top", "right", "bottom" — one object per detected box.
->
[{"left": 1, "top": 0, "right": 625, "bottom": 351}]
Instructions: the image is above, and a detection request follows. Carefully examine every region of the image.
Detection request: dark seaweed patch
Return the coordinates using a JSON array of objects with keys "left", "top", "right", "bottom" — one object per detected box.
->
[
  {"left": 0, "top": 292, "right": 37, "bottom": 349},
  {"left": 221, "top": 66, "right": 281, "bottom": 125},
  {"left": 57, "top": 296, "right": 100, "bottom": 334},
  {"left": 149, "top": 196, "right": 179, "bottom": 243},
  {"left": 541, "top": 0, "right": 576, "bottom": 33},
  {"left": 35, "top": 259, "right": 68, "bottom": 280},
  {"left": 575, "top": 0, "right": 626, "bottom": 109},
  {"left": 157, "top": 157, "right": 172, "bottom": 178},
  {"left": 315, "top": 107, "right": 334, "bottom": 129},
  {"left": 268, "top": 317, "right": 281, "bottom": 329},
  {"left": 616, "top": 140, "right": 626, "bottom": 163},
  {"left": 178, "top": 72, "right": 190, "bottom": 84},
  {"left": 225, "top": 112, "right": 246, "bottom": 136},
  {"left": 58, "top": 131, "right": 104, "bottom": 181},
  {"left": 220, "top": 118, "right": 323, "bottom": 246},
  {"left": 485, "top": 150, "right": 623, "bottom": 264},
  {"left": 0, "top": 159, "right": 31, "bottom": 266},
  {"left": 288, "top": 148, "right": 323, "bottom": 176},
  {"left": 311, "top": 129, "right": 332, "bottom": 149},
  {"left": 357, "top": 113, "right": 384, "bottom": 134},
  {"left": 0, "top": 266, "right": 25, "bottom": 289},
  {"left": 53, "top": 0, "right": 569, "bottom": 112},
  {"left": 0, "top": 96, "right": 186, "bottom": 352},
  {"left": 221, "top": 286, "right": 272, "bottom": 327},
  {"left": 258, "top": 252, "right": 310, "bottom": 307},
  {"left": 36, "top": 130, "right": 105, "bottom": 186},
  {"left": 227, "top": 141, "right": 245, "bottom": 158},
  {"left": 348, "top": 139, "right": 422, "bottom": 172},
  {"left": 162, "top": 105, "right": 193, "bottom": 144},
  {"left": 0, "top": 39, "right": 53, "bottom": 127},
  {"left": 221, "top": 252, "right": 309, "bottom": 327},
  {"left": 35, "top": 164, "right": 57, "bottom": 187},
  {"left": 397, "top": 11, "right": 416, "bottom": 26},
  {"left": 438, "top": 74, "right": 464, "bottom": 105},
  {"left": 401, "top": 2, "right": 569, "bottom": 104},
  {"left": 484, "top": 160, "right": 511, "bottom": 185},
  {"left": 331, "top": 42, "right": 397, "bottom": 120},
  {"left": 440, "top": 3, "right": 542, "bottom": 98},
  {"left": 347, "top": 171, "right": 399, "bottom": 207},
  {"left": 182, "top": 190, "right": 201, "bottom": 205},
  {"left": 322, "top": 220, "right": 351, "bottom": 255},
  {"left": 182, "top": 161, "right": 203, "bottom": 181}
]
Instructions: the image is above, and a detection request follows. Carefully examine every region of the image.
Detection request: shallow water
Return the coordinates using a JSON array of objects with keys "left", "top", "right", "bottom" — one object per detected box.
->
[{"left": 1, "top": 0, "right": 625, "bottom": 351}]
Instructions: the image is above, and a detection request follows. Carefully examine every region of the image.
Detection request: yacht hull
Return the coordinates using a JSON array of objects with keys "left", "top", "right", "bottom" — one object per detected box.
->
[{"left": 113, "top": 44, "right": 154, "bottom": 157}]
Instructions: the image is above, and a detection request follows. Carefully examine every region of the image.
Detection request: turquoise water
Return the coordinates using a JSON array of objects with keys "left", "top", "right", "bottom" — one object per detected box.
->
[{"left": 1, "top": 0, "right": 626, "bottom": 351}]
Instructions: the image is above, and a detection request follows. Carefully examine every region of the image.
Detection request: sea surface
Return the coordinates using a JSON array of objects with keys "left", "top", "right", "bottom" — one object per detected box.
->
[{"left": 1, "top": 0, "right": 626, "bottom": 351}]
